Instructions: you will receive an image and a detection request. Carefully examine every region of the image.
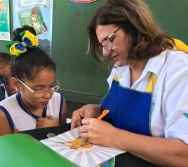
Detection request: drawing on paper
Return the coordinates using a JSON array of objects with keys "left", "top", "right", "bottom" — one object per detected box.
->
[
  {"left": 41, "top": 127, "right": 125, "bottom": 167},
  {"left": 59, "top": 136, "right": 93, "bottom": 149}
]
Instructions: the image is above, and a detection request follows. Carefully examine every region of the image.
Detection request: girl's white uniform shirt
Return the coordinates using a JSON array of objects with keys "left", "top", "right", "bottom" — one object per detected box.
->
[
  {"left": 0, "top": 92, "right": 63, "bottom": 131},
  {"left": 107, "top": 50, "right": 188, "bottom": 144}
]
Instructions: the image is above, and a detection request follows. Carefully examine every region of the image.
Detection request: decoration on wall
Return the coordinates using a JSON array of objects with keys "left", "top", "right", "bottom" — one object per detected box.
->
[
  {"left": 0, "top": 0, "right": 10, "bottom": 41},
  {"left": 71, "top": 0, "right": 96, "bottom": 3},
  {"left": 18, "top": 7, "right": 48, "bottom": 35},
  {"left": 12, "top": 0, "right": 53, "bottom": 55},
  {"left": 41, "top": 127, "right": 125, "bottom": 167}
]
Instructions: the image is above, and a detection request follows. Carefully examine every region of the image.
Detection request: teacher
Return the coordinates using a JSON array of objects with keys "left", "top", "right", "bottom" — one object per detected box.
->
[{"left": 71, "top": 0, "right": 188, "bottom": 166}]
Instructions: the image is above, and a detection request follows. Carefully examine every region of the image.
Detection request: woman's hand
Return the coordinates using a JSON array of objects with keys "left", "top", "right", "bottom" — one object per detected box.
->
[
  {"left": 79, "top": 118, "right": 117, "bottom": 147},
  {"left": 71, "top": 104, "right": 101, "bottom": 129},
  {"left": 36, "top": 115, "right": 59, "bottom": 128}
]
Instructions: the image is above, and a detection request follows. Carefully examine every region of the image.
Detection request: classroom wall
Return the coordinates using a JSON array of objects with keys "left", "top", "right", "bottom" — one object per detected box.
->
[
  {"left": 52, "top": 1, "right": 107, "bottom": 104},
  {"left": 0, "top": 0, "right": 188, "bottom": 104}
]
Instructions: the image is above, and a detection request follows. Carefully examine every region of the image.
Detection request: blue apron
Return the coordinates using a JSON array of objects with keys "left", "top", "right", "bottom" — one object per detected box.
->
[{"left": 101, "top": 74, "right": 156, "bottom": 136}]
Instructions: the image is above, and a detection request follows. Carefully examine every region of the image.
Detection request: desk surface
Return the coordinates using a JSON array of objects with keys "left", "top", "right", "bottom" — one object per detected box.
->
[{"left": 20, "top": 124, "right": 159, "bottom": 167}]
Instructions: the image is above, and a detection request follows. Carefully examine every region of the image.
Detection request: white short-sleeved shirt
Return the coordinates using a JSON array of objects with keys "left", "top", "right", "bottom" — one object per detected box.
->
[
  {"left": 0, "top": 92, "right": 63, "bottom": 131},
  {"left": 107, "top": 50, "right": 188, "bottom": 144}
]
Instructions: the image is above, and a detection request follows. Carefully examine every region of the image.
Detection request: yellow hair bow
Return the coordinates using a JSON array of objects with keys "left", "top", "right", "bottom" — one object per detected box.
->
[{"left": 7, "top": 30, "right": 39, "bottom": 58}]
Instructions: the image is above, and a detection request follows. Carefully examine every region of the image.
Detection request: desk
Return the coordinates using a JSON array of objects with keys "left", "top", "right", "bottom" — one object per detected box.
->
[{"left": 20, "top": 124, "right": 159, "bottom": 167}]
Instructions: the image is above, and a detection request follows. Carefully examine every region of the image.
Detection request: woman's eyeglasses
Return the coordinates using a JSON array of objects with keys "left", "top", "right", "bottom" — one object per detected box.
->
[
  {"left": 98, "top": 28, "right": 120, "bottom": 53},
  {"left": 17, "top": 79, "right": 61, "bottom": 98}
]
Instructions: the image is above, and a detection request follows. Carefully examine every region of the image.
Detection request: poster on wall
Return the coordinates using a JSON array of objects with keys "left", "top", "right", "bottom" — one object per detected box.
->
[
  {"left": 0, "top": 0, "right": 10, "bottom": 41},
  {"left": 12, "top": 0, "right": 53, "bottom": 55}
]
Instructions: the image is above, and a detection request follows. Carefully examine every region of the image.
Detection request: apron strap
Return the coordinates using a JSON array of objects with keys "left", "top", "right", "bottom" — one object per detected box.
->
[
  {"left": 113, "top": 73, "right": 157, "bottom": 93},
  {"left": 145, "top": 73, "right": 157, "bottom": 93},
  {"left": 145, "top": 38, "right": 187, "bottom": 93},
  {"left": 113, "top": 75, "right": 119, "bottom": 81},
  {"left": 113, "top": 39, "right": 187, "bottom": 93}
]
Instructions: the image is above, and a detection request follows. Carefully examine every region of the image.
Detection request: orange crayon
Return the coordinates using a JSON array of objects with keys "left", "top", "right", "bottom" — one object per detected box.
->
[{"left": 97, "top": 110, "right": 110, "bottom": 120}]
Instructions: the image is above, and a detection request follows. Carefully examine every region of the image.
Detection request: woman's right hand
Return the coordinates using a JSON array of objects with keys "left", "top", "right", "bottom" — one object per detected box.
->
[{"left": 71, "top": 104, "right": 101, "bottom": 129}]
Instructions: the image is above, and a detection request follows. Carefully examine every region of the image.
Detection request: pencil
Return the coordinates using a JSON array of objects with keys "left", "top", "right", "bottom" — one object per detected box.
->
[{"left": 97, "top": 109, "right": 110, "bottom": 120}]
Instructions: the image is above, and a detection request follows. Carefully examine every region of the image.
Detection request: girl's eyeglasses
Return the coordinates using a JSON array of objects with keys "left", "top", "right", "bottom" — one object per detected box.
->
[
  {"left": 98, "top": 28, "right": 120, "bottom": 53},
  {"left": 17, "top": 79, "right": 61, "bottom": 98}
]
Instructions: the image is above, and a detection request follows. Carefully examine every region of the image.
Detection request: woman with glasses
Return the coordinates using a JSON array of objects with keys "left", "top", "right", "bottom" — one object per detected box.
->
[
  {"left": 0, "top": 25, "right": 67, "bottom": 135},
  {"left": 71, "top": 0, "right": 188, "bottom": 166}
]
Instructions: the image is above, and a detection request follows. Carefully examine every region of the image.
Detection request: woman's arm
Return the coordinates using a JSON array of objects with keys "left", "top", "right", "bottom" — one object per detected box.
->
[
  {"left": 113, "top": 128, "right": 188, "bottom": 167},
  {"left": 80, "top": 118, "right": 188, "bottom": 167}
]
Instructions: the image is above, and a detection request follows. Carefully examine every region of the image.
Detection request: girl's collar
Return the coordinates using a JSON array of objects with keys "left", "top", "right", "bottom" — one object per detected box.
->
[{"left": 16, "top": 93, "right": 47, "bottom": 120}]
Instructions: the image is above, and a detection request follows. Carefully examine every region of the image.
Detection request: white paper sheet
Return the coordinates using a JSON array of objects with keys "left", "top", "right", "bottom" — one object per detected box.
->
[{"left": 41, "top": 127, "right": 125, "bottom": 167}]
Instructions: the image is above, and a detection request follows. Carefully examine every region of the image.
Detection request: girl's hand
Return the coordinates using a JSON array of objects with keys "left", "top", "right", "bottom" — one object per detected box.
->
[
  {"left": 71, "top": 104, "right": 101, "bottom": 129},
  {"left": 36, "top": 115, "right": 59, "bottom": 128}
]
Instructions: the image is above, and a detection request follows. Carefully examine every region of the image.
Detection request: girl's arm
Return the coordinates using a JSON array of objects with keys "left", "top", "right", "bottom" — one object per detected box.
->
[{"left": 0, "top": 110, "right": 11, "bottom": 135}]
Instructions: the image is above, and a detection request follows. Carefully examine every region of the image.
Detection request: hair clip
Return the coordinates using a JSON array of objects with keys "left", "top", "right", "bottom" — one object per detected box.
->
[{"left": 6, "top": 30, "right": 39, "bottom": 58}]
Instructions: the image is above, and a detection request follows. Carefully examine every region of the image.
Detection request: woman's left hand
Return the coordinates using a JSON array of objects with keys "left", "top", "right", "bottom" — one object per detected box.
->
[
  {"left": 79, "top": 118, "right": 117, "bottom": 147},
  {"left": 36, "top": 115, "right": 59, "bottom": 128}
]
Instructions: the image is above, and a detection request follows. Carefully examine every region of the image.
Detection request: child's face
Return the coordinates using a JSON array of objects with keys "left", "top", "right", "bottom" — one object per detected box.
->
[
  {"left": 19, "top": 68, "right": 56, "bottom": 108},
  {"left": 0, "top": 64, "right": 11, "bottom": 77}
]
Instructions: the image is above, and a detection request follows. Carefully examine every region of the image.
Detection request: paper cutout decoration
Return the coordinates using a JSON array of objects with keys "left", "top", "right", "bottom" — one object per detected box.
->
[
  {"left": 18, "top": 7, "right": 48, "bottom": 35},
  {"left": 41, "top": 127, "right": 125, "bottom": 167}
]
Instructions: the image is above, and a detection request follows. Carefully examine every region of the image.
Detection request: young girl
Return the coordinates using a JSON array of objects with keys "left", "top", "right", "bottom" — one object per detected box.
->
[{"left": 0, "top": 25, "right": 67, "bottom": 135}]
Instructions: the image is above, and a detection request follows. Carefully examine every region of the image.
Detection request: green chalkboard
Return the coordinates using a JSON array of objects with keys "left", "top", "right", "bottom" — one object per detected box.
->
[
  {"left": 144, "top": 0, "right": 188, "bottom": 42},
  {"left": 52, "top": 1, "right": 108, "bottom": 104},
  {"left": 53, "top": 0, "right": 188, "bottom": 104},
  {"left": 0, "top": 0, "right": 188, "bottom": 104}
]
